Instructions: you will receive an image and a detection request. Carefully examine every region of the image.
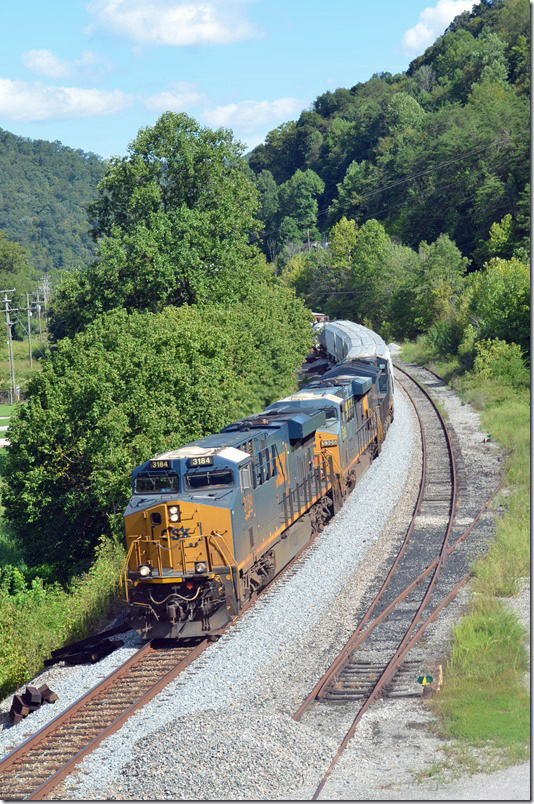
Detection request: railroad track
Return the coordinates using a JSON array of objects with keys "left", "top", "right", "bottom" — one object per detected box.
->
[
  {"left": 0, "top": 468, "right": 343, "bottom": 802},
  {"left": 294, "top": 363, "right": 499, "bottom": 800},
  {"left": 0, "top": 639, "right": 209, "bottom": 801}
]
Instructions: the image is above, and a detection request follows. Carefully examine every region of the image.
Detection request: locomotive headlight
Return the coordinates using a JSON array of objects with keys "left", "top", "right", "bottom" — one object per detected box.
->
[
  {"left": 168, "top": 505, "right": 179, "bottom": 522},
  {"left": 195, "top": 562, "right": 207, "bottom": 573},
  {"left": 138, "top": 564, "right": 152, "bottom": 577}
]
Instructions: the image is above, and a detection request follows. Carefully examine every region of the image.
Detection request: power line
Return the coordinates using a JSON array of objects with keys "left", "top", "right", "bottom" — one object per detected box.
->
[
  {"left": 318, "top": 136, "right": 511, "bottom": 216},
  {"left": 253, "top": 134, "right": 515, "bottom": 245}
]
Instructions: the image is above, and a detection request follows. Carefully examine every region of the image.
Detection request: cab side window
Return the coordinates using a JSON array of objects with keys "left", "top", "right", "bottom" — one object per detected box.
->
[
  {"left": 239, "top": 462, "right": 253, "bottom": 491},
  {"left": 254, "top": 446, "right": 278, "bottom": 485}
]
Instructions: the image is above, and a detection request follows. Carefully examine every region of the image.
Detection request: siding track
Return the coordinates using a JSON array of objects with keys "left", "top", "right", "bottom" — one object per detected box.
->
[{"left": 294, "top": 364, "right": 500, "bottom": 800}]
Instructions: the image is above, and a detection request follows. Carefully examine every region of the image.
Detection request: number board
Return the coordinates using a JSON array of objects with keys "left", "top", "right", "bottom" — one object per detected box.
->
[
  {"left": 321, "top": 439, "right": 337, "bottom": 448},
  {"left": 149, "top": 459, "right": 170, "bottom": 469},
  {"left": 188, "top": 456, "right": 214, "bottom": 467}
]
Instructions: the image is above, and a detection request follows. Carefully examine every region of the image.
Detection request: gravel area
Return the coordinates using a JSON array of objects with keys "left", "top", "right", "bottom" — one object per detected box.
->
[
  {"left": 0, "top": 628, "right": 143, "bottom": 758},
  {"left": 58, "top": 390, "right": 420, "bottom": 799}
]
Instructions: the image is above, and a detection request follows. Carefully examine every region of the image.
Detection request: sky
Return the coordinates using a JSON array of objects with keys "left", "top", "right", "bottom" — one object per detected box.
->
[{"left": 0, "top": 0, "right": 477, "bottom": 160}]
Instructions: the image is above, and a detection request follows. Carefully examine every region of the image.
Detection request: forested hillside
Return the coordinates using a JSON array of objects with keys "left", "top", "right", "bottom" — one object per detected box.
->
[
  {"left": 0, "top": 129, "right": 105, "bottom": 275},
  {"left": 245, "top": 0, "right": 529, "bottom": 358},
  {"left": 248, "top": 0, "right": 529, "bottom": 266}
]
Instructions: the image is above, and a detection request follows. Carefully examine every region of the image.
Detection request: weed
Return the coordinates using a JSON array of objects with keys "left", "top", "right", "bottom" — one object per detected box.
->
[
  {"left": 0, "top": 535, "right": 125, "bottom": 698},
  {"left": 399, "top": 345, "right": 530, "bottom": 759}
]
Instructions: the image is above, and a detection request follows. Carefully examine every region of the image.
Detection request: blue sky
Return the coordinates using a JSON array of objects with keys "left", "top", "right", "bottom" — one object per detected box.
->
[{"left": 0, "top": 0, "right": 476, "bottom": 159}]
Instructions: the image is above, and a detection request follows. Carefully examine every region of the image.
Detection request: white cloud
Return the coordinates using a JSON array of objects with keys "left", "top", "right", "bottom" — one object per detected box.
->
[
  {"left": 402, "top": 0, "right": 476, "bottom": 54},
  {"left": 87, "top": 0, "right": 259, "bottom": 46},
  {"left": 145, "top": 81, "right": 203, "bottom": 112},
  {"left": 22, "top": 50, "right": 68, "bottom": 79},
  {"left": 22, "top": 48, "right": 112, "bottom": 80},
  {"left": 0, "top": 78, "right": 133, "bottom": 121},
  {"left": 203, "top": 98, "right": 303, "bottom": 130}
]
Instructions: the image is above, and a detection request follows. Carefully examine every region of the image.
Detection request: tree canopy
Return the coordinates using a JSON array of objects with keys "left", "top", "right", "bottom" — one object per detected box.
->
[
  {"left": 50, "top": 113, "right": 265, "bottom": 339},
  {"left": 5, "top": 291, "right": 312, "bottom": 572},
  {"left": 248, "top": 0, "right": 530, "bottom": 263},
  {"left": 0, "top": 129, "right": 104, "bottom": 275}
]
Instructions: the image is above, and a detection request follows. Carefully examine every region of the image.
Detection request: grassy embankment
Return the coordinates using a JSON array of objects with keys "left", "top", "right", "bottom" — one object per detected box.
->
[
  {"left": 401, "top": 340, "right": 530, "bottom": 770},
  {"left": 0, "top": 337, "right": 125, "bottom": 699}
]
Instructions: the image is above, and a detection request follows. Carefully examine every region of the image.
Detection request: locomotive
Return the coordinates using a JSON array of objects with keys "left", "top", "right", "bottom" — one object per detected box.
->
[{"left": 121, "top": 321, "right": 394, "bottom": 640}]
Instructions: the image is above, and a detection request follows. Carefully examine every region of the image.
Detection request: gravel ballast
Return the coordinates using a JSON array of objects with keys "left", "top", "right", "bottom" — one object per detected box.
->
[
  {"left": 58, "top": 390, "right": 418, "bottom": 799},
  {"left": 0, "top": 630, "right": 142, "bottom": 758}
]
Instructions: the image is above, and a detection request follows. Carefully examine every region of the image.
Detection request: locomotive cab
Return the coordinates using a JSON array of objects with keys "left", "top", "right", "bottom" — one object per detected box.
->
[{"left": 123, "top": 442, "right": 253, "bottom": 639}]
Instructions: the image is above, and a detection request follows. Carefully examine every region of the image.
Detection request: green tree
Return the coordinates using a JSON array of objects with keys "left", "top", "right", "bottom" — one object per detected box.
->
[
  {"left": 5, "top": 291, "right": 312, "bottom": 573},
  {"left": 277, "top": 169, "right": 325, "bottom": 248},
  {"left": 469, "top": 257, "right": 530, "bottom": 354},
  {"left": 389, "top": 234, "right": 468, "bottom": 340},
  {"left": 255, "top": 169, "right": 280, "bottom": 260},
  {"left": 349, "top": 219, "right": 398, "bottom": 326},
  {"left": 248, "top": 121, "right": 300, "bottom": 183},
  {"left": 328, "top": 160, "right": 380, "bottom": 224},
  {"left": 50, "top": 113, "right": 264, "bottom": 339}
]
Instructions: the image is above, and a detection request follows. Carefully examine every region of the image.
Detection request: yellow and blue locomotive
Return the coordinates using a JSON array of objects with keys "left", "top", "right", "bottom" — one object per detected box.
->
[{"left": 121, "top": 321, "right": 394, "bottom": 639}]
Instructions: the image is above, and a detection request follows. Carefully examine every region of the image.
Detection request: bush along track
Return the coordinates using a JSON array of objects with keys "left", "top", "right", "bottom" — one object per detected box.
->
[
  {"left": 0, "top": 537, "right": 124, "bottom": 700},
  {"left": 401, "top": 344, "right": 530, "bottom": 768}
]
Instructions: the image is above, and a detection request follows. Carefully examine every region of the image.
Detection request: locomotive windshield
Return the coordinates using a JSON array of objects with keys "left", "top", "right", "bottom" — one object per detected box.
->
[
  {"left": 185, "top": 469, "right": 234, "bottom": 490},
  {"left": 324, "top": 406, "right": 338, "bottom": 422},
  {"left": 134, "top": 473, "right": 180, "bottom": 494}
]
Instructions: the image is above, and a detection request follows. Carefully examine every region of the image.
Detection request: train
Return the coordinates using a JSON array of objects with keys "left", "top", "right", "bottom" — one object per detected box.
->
[{"left": 120, "top": 320, "right": 394, "bottom": 640}]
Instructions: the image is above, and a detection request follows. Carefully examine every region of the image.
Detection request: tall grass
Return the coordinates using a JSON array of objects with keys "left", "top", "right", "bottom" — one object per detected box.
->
[
  {"left": 0, "top": 338, "right": 43, "bottom": 394},
  {"left": 432, "top": 598, "right": 529, "bottom": 752},
  {"left": 400, "top": 343, "right": 530, "bottom": 759},
  {"left": 0, "top": 536, "right": 125, "bottom": 698},
  {"left": 458, "top": 379, "right": 530, "bottom": 598}
]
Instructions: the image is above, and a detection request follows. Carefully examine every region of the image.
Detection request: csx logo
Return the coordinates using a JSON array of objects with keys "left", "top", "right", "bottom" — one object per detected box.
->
[{"left": 170, "top": 527, "right": 191, "bottom": 540}]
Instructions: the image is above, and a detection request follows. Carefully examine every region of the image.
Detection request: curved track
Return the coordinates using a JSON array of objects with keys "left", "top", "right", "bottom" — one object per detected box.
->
[
  {"left": 294, "top": 364, "right": 498, "bottom": 800},
  {"left": 0, "top": 364, "right": 500, "bottom": 801},
  {"left": 0, "top": 480, "right": 341, "bottom": 801}
]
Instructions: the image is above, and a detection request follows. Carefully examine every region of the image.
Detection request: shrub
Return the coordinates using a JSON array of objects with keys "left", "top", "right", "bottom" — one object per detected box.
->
[
  {"left": 469, "top": 258, "right": 530, "bottom": 356},
  {"left": 474, "top": 339, "right": 529, "bottom": 387},
  {"left": 457, "top": 323, "right": 478, "bottom": 369},
  {"left": 0, "top": 536, "right": 124, "bottom": 698},
  {"left": 425, "top": 315, "right": 466, "bottom": 356}
]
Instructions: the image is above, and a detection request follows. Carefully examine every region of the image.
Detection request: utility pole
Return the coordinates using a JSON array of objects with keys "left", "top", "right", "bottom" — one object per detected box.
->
[
  {"left": 26, "top": 291, "right": 33, "bottom": 368},
  {"left": 41, "top": 276, "right": 49, "bottom": 312},
  {"left": 34, "top": 289, "right": 43, "bottom": 343},
  {"left": 2, "top": 290, "right": 16, "bottom": 405}
]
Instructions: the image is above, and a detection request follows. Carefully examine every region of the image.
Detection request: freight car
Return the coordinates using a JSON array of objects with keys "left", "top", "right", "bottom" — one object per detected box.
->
[{"left": 121, "top": 321, "right": 394, "bottom": 640}]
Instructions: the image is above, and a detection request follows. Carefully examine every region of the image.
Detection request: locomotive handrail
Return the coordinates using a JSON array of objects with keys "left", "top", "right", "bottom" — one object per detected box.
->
[
  {"left": 322, "top": 449, "right": 345, "bottom": 499},
  {"left": 208, "top": 532, "right": 236, "bottom": 573},
  {"left": 208, "top": 532, "right": 239, "bottom": 602},
  {"left": 120, "top": 537, "right": 143, "bottom": 603}
]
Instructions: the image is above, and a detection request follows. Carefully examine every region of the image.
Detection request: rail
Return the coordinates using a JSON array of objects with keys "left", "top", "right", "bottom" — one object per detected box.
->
[
  {"left": 300, "top": 362, "right": 460, "bottom": 799},
  {"left": 0, "top": 640, "right": 210, "bottom": 801}
]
